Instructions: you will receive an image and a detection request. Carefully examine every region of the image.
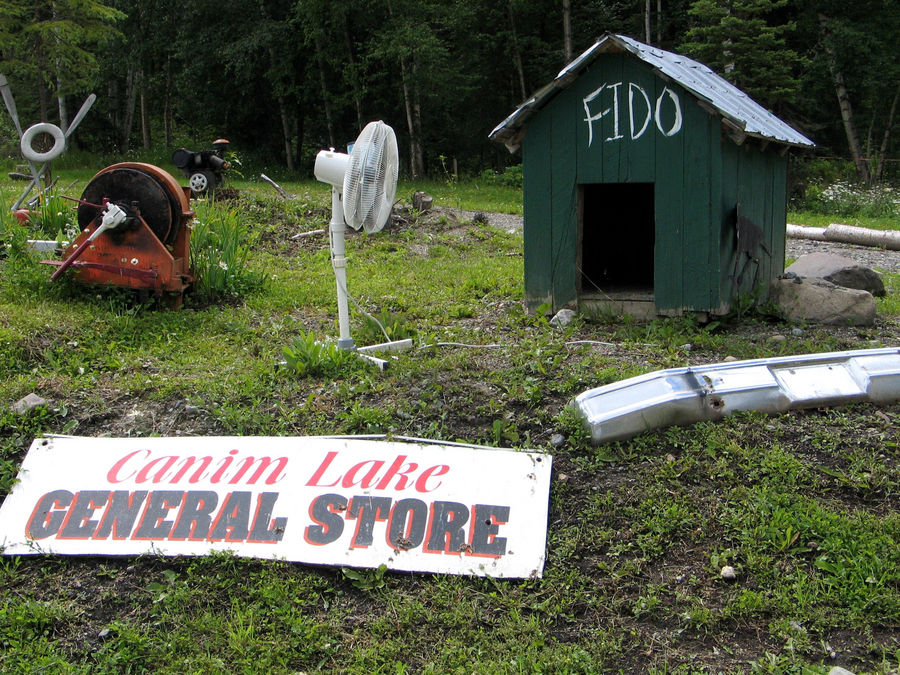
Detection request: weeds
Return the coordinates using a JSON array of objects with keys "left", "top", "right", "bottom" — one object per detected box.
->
[
  {"left": 189, "top": 201, "right": 268, "bottom": 302},
  {"left": 341, "top": 564, "right": 388, "bottom": 591},
  {"left": 32, "top": 193, "right": 78, "bottom": 241},
  {"left": 282, "top": 330, "right": 370, "bottom": 379},
  {"left": 357, "top": 308, "right": 415, "bottom": 345},
  {"left": 793, "top": 180, "right": 899, "bottom": 219},
  {"left": 0, "top": 175, "right": 897, "bottom": 672}
]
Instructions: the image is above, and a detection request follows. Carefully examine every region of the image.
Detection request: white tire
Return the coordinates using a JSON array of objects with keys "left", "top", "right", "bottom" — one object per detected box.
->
[{"left": 21, "top": 122, "right": 66, "bottom": 162}]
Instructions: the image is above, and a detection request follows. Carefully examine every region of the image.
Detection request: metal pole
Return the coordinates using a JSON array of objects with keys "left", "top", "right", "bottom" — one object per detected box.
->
[{"left": 329, "top": 187, "right": 355, "bottom": 350}]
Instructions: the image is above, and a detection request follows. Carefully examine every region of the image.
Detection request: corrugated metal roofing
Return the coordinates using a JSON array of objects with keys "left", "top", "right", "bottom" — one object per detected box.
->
[{"left": 489, "top": 33, "right": 814, "bottom": 151}]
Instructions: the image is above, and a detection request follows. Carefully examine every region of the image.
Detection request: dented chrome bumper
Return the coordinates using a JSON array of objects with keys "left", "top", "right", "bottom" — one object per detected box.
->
[{"left": 571, "top": 348, "right": 900, "bottom": 444}]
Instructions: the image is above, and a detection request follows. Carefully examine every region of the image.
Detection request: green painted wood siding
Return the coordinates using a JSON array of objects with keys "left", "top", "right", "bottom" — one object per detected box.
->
[
  {"left": 521, "top": 53, "right": 788, "bottom": 315},
  {"left": 719, "top": 142, "right": 788, "bottom": 303}
]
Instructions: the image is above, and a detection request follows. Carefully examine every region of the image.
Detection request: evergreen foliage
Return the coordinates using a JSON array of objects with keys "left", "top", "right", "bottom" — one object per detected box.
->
[{"left": 0, "top": 0, "right": 896, "bottom": 182}]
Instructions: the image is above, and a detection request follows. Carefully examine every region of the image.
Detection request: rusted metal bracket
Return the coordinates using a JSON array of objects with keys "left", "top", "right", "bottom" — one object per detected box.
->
[{"left": 571, "top": 348, "right": 900, "bottom": 444}]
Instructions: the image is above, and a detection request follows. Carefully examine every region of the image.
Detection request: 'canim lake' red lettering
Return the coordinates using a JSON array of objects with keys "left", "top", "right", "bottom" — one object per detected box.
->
[{"left": 106, "top": 449, "right": 288, "bottom": 486}]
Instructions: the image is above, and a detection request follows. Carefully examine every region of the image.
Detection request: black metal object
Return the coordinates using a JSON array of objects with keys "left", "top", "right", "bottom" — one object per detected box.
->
[
  {"left": 172, "top": 139, "right": 230, "bottom": 196},
  {"left": 730, "top": 207, "right": 772, "bottom": 288},
  {"left": 78, "top": 166, "right": 181, "bottom": 245}
]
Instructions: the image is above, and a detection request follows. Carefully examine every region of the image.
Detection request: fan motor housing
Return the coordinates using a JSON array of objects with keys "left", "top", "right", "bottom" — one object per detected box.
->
[{"left": 44, "top": 162, "right": 195, "bottom": 306}]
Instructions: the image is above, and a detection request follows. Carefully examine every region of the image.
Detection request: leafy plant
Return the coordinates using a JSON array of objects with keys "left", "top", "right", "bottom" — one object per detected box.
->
[
  {"left": 282, "top": 330, "right": 368, "bottom": 379},
  {"left": 32, "top": 194, "right": 78, "bottom": 241},
  {"left": 337, "top": 401, "right": 392, "bottom": 433},
  {"left": 479, "top": 164, "right": 523, "bottom": 189},
  {"left": 341, "top": 564, "right": 388, "bottom": 591},
  {"left": 792, "top": 180, "right": 899, "bottom": 219},
  {"left": 189, "top": 201, "right": 268, "bottom": 302},
  {"left": 357, "top": 308, "right": 415, "bottom": 345}
]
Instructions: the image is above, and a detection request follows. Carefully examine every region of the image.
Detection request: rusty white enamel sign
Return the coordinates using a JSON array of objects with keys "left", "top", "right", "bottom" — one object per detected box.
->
[{"left": 0, "top": 436, "right": 552, "bottom": 578}]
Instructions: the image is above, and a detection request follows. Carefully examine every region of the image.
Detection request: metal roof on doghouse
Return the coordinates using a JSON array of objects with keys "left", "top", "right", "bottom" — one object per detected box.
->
[
  {"left": 490, "top": 34, "right": 814, "bottom": 317},
  {"left": 491, "top": 34, "right": 814, "bottom": 152}
]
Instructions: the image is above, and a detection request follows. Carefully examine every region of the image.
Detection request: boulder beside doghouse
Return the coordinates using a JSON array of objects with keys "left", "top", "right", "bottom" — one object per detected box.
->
[
  {"left": 786, "top": 252, "right": 885, "bottom": 297},
  {"left": 770, "top": 276, "right": 876, "bottom": 326}
]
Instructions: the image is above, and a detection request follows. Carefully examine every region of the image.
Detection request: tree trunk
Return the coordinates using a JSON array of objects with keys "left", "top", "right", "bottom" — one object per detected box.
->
[
  {"left": 411, "top": 61, "right": 424, "bottom": 177},
  {"left": 107, "top": 79, "right": 119, "bottom": 130},
  {"left": 818, "top": 14, "right": 870, "bottom": 183},
  {"left": 36, "top": 37, "right": 49, "bottom": 122},
  {"left": 341, "top": 17, "right": 364, "bottom": 130},
  {"left": 875, "top": 84, "right": 899, "bottom": 183},
  {"left": 294, "top": 109, "right": 304, "bottom": 169},
  {"left": 386, "top": 0, "right": 424, "bottom": 177},
  {"left": 645, "top": 0, "right": 651, "bottom": 44},
  {"left": 120, "top": 67, "right": 138, "bottom": 152},
  {"left": 314, "top": 34, "right": 336, "bottom": 148},
  {"left": 562, "top": 0, "right": 572, "bottom": 63},
  {"left": 258, "top": 0, "right": 295, "bottom": 169},
  {"left": 657, "top": 0, "right": 662, "bottom": 45},
  {"left": 56, "top": 75, "right": 68, "bottom": 130},
  {"left": 140, "top": 71, "right": 151, "bottom": 150},
  {"left": 508, "top": 1, "right": 527, "bottom": 100},
  {"left": 277, "top": 96, "right": 294, "bottom": 172},
  {"left": 164, "top": 56, "right": 172, "bottom": 148}
]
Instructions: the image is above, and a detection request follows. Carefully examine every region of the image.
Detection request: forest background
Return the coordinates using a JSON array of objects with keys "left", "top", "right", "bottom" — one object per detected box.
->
[{"left": 0, "top": 0, "right": 897, "bottom": 186}]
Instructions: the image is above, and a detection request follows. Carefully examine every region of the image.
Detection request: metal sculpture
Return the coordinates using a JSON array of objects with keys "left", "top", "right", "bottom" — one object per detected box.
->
[{"left": 0, "top": 73, "right": 95, "bottom": 211}]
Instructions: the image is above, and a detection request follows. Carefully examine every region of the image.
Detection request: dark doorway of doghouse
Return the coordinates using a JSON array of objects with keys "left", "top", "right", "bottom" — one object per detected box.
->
[{"left": 578, "top": 182, "right": 655, "bottom": 297}]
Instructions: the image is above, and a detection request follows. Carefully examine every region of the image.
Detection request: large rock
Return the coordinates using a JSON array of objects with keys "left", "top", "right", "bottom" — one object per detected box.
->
[
  {"left": 10, "top": 393, "right": 48, "bottom": 414},
  {"left": 770, "top": 277, "right": 876, "bottom": 326},
  {"left": 786, "top": 252, "right": 885, "bottom": 297}
]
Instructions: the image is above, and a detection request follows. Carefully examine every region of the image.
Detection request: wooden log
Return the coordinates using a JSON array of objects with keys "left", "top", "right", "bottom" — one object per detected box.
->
[
  {"left": 786, "top": 224, "right": 827, "bottom": 240},
  {"left": 825, "top": 224, "right": 900, "bottom": 251},
  {"left": 787, "top": 223, "right": 900, "bottom": 250}
]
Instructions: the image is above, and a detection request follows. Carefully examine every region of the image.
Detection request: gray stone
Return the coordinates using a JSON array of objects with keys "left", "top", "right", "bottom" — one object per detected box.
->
[
  {"left": 10, "top": 393, "right": 48, "bottom": 414},
  {"left": 827, "top": 668, "right": 855, "bottom": 675},
  {"left": 786, "top": 252, "right": 885, "bottom": 296},
  {"left": 768, "top": 334, "right": 787, "bottom": 343},
  {"left": 723, "top": 355, "right": 738, "bottom": 362},
  {"left": 791, "top": 328, "right": 804, "bottom": 336},
  {"left": 550, "top": 433, "right": 567, "bottom": 447},
  {"left": 720, "top": 565, "right": 737, "bottom": 581},
  {"left": 770, "top": 277, "right": 876, "bottom": 326},
  {"left": 549, "top": 308, "right": 577, "bottom": 327}
]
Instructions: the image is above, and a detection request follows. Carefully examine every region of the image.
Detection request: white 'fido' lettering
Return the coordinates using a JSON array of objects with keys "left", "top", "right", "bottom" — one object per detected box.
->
[{"left": 583, "top": 81, "right": 682, "bottom": 145}]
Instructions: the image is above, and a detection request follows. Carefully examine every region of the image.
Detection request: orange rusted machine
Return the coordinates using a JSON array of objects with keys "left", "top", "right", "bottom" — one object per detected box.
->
[{"left": 42, "top": 163, "right": 194, "bottom": 307}]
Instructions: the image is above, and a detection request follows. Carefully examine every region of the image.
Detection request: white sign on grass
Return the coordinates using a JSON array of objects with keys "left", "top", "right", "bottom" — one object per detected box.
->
[{"left": 0, "top": 436, "right": 552, "bottom": 578}]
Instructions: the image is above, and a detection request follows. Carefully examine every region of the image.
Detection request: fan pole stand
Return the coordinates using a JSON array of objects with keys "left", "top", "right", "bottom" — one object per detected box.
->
[
  {"left": 315, "top": 121, "right": 409, "bottom": 369},
  {"left": 329, "top": 187, "right": 413, "bottom": 369},
  {"left": 329, "top": 187, "right": 355, "bottom": 351}
]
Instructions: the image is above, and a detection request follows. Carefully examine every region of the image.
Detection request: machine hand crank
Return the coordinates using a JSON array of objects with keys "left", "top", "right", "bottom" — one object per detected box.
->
[{"left": 41, "top": 163, "right": 195, "bottom": 307}]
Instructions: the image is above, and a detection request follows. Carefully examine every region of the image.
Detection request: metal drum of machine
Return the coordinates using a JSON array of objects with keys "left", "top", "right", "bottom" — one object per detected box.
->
[{"left": 42, "top": 163, "right": 194, "bottom": 307}]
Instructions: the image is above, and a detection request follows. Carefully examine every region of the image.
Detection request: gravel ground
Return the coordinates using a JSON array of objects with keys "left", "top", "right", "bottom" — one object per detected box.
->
[
  {"left": 786, "top": 237, "right": 898, "bottom": 273},
  {"left": 452, "top": 209, "right": 898, "bottom": 274}
]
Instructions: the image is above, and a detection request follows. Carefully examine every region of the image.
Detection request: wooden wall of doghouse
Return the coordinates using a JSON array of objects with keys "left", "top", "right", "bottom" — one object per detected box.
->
[{"left": 517, "top": 52, "right": 791, "bottom": 316}]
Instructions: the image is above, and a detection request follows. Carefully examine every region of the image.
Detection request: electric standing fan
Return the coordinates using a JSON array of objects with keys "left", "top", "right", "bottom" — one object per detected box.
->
[{"left": 314, "top": 121, "right": 409, "bottom": 363}]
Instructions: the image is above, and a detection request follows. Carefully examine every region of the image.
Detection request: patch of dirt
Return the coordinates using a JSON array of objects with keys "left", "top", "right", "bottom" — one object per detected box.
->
[{"left": 2, "top": 206, "right": 898, "bottom": 672}]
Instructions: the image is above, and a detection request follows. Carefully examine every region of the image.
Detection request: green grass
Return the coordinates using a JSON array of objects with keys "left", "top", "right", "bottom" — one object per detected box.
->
[
  {"left": 787, "top": 211, "right": 900, "bottom": 231},
  {"left": 0, "top": 168, "right": 898, "bottom": 672}
]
